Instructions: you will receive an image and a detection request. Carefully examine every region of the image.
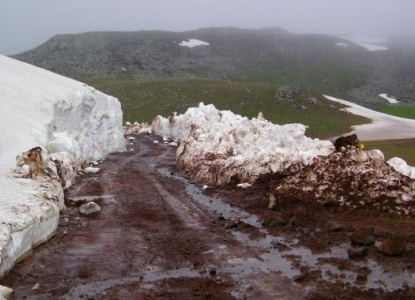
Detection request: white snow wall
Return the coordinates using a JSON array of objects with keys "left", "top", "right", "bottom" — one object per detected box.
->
[
  {"left": 152, "top": 103, "right": 334, "bottom": 185},
  {"left": 0, "top": 55, "right": 125, "bottom": 278}
]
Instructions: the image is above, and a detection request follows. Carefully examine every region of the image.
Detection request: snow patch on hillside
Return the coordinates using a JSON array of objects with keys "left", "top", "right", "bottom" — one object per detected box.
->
[
  {"left": 324, "top": 95, "right": 415, "bottom": 140},
  {"left": 379, "top": 93, "right": 399, "bottom": 104},
  {"left": 341, "top": 37, "right": 388, "bottom": 51},
  {"left": 179, "top": 39, "right": 210, "bottom": 48},
  {"left": 336, "top": 42, "right": 349, "bottom": 47},
  {"left": 0, "top": 55, "right": 125, "bottom": 278},
  {"left": 152, "top": 103, "right": 334, "bottom": 185}
]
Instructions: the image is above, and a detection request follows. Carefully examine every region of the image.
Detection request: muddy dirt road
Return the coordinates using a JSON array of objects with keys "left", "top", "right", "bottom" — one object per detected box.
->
[{"left": 3, "top": 134, "right": 415, "bottom": 299}]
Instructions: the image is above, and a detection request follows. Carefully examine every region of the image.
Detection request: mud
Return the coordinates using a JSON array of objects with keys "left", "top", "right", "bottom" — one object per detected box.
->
[{"left": 2, "top": 134, "right": 415, "bottom": 299}]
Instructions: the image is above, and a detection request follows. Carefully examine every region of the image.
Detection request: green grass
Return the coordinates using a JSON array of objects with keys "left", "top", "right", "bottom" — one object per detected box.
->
[
  {"left": 378, "top": 107, "right": 415, "bottom": 120},
  {"left": 85, "top": 77, "right": 370, "bottom": 139},
  {"left": 364, "top": 139, "right": 415, "bottom": 166}
]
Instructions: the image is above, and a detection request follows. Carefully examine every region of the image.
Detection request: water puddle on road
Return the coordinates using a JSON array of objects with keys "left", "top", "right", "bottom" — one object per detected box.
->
[
  {"left": 66, "top": 194, "right": 116, "bottom": 203},
  {"left": 158, "top": 166, "right": 415, "bottom": 292},
  {"left": 65, "top": 268, "right": 200, "bottom": 300}
]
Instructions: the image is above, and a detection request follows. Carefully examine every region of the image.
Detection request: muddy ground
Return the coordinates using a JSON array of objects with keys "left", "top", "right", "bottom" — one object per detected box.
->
[{"left": 2, "top": 134, "right": 415, "bottom": 299}]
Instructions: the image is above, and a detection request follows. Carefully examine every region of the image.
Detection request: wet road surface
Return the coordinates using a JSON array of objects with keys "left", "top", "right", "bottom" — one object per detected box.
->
[{"left": 2, "top": 134, "right": 303, "bottom": 299}]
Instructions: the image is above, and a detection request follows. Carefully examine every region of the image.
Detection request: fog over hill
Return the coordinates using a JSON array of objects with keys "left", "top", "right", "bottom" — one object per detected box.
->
[{"left": 12, "top": 27, "right": 415, "bottom": 105}]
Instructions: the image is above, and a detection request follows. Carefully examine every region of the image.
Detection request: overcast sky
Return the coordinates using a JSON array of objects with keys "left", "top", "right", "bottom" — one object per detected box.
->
[{"left": 1, "top": 0, "right": 415, "bottom": 55}]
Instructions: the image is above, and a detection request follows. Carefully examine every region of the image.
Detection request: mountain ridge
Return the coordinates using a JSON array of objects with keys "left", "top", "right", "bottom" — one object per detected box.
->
[{"left": 12, "top": 27, "right": 415, "bottom": 105}]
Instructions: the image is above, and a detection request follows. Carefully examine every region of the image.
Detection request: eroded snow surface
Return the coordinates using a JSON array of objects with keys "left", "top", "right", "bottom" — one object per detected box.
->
[
  {"left": 0, "top": 55, "right": 125, "bottom": 278},
  {"left": 152, "top": 103, "right": 334, "bottom": 185}
]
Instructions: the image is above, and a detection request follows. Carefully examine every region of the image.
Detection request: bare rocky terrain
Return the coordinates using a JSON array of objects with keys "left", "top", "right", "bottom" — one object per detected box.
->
[{"left": 3, "top": 134, "right": 415, "bottom": 299}]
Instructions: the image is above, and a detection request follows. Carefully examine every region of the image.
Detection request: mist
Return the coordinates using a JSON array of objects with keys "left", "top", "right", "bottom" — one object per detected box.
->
[{"left": 1, "top": 0, "right": 415, "bottom": 55}]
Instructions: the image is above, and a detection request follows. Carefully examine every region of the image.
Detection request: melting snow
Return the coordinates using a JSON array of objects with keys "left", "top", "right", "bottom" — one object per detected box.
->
[
  {"left": 324, "top": 95, "right": 415, "bottom": 140},
  {"left": 341, "top": 37, "right": 388, "bottom": 51},
  {"left": 336, "top": 42, "right": 349, "bottom": 47},
  {"left": 379, "top": 93, "right": 399, "bottom": 104},
  {"left": 179, "top": 39, "right": 210, "bottom": 48},
  {"left": 0, "top": 55, "right": 124, "bottom": 277},
  {"left": 152, "top": 103, "right": 334, "bottom": 185}
]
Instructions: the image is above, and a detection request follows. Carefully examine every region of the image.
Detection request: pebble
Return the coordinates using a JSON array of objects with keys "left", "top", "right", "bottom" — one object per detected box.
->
[
  {"left": 378, "top": 236, "right": 406, "bottom": 256},
  {"left": 79, "top": 202, "right": 101, "bottom": 215},
  {"left": 350, "top": 228, "right": 375, "bottom": 246},
  {"left": 225, "top": 220, "right": 238, "bottom": 229},
  {"left": 327, "top": 221, "right": 342, "bottom": 232},
  {"left": 347, "top": 247, "right": 368, "bottom": 259},
  {"left": 84, "top": 167, "right": 100, "bottom": 174}
]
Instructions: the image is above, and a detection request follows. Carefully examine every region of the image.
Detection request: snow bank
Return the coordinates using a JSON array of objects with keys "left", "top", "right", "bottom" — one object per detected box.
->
[
  {"left": 179, "top": 39, "right": 210, "bottom": 48},
  {"left": 152, "top": 103, "right": 334, "bottom": 185},
  {"left": 379, "top": 93, "right": 399, "bottom": 104},
  {"left": 0, "top": 55, "right": 125, "bottom": 278},
  {"left": 324, "top": 95, "right": 415, "bottom": 140}
]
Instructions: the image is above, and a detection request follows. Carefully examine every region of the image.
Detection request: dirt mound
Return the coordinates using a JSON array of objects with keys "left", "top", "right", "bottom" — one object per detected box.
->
[{"left": 270, "top": 149, "right": 415, "bottom": 216}]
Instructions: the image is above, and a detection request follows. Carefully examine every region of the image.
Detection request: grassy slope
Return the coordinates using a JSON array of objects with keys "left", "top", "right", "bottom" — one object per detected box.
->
[
  {"left": 365, "top": 139, "right": 415, "bottom": 165},
  {"left": 378, "top": 107, "right": 415, "bottom": 120},
  {"left": 86, "top": 77, "right": 369, "bottom": 139}
]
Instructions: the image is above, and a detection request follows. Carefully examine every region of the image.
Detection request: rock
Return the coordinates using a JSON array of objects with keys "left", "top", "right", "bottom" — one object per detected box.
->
[
  {"left": 293, "top": 270, "right": 309, "bottom": 282},
  {"left": 84, "top": 167, "right": 100, "bottom": 174},
  {"left": 271, "top": 217, "right": 287, "bottom": 227},
  {"left": 378, "top": 236, "right": 406, "bottom": 256},
  {"left": 262, "top": 215, "right": 287, "bottom": 228},
  {"left": 350, "top": 228, "right": 375, "bottom": 246},
  {"left": 334, "top": 134, "right": 359, "bottom": 152},
  {"left": 347, "top": 246, "right": 368, "bottom": 259},
  {"left": 31, "top": 283, "right": 40, "bottom": 290},
  {"left": 288, "top": 216, "right": 298, "bottom": 228},
  {"left": 356, "top": 272, "right": 368, "bottom": 284},
  {"left": 0, "top": 285, "right": 13, "bottom": 299},
  {"left": 237, "top": 182, "right": 252, "bottom": 188},
  {"left": 225, "top": 220, "right": 238, "bottom": 229},
  {"left": 79, "top": 202, "right": 101, "bottom": 215},
  {"left": 268, "top": 193, "right": 277, "bottom": 210},
  {"left": 209, "top": 268, "right": 217, "bottom": 276},
  {"left": 327, "top": 221, "right": 342, "bottom": 232},
  {"left": 367, "top": 149, "right": 385, "bottom": 163},
  {"left": 348, "top": 149, "right": 368, "bottom": 162}
]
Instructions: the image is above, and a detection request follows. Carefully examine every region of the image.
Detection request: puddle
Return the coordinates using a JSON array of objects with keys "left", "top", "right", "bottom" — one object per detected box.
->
[
  {"left": 64, "top": 268, "right": 200, "bottom": 299},
  {"left": 158, "top": 166, "right": 415, "bottom": 292},
  {"left": 67, "top": 194, "right": 116, "bottom": 203}
]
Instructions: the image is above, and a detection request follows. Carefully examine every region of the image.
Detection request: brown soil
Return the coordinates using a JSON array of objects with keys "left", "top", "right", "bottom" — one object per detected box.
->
[{"left": 2, "top": 134, "right": 415, "bottom": 299}]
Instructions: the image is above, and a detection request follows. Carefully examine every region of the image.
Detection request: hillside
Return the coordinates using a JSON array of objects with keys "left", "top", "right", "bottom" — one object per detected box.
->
[
  {"left": 13, "top": 27, "right": 411, "bottom": 104},
  {"left": 86, "top": 77, "right": 369, "bottom": 139},
  {"left": 13, "top": 27, "right": 415, "bottom": 105}
]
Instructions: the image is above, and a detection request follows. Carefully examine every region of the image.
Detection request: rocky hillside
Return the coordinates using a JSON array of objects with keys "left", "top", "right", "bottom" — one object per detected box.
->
[{"left": 12, "top": 27, "right": 415, "bottom": 105}]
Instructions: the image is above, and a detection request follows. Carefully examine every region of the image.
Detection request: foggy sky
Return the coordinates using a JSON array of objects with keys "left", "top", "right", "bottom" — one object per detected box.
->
[{"left": 1, "top": 0, "right": 415, "bottom": 55}]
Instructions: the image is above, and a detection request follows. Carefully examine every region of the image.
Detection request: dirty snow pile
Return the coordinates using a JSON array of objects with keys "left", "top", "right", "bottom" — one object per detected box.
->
[
  {"left": 0, "top": 55, "right": 124, "bottom": 278},
  {"left": 124, "top": 121, "right": 151, "bottom": 134},
  {"left": 270, "top": 148, "right": 415, "bottom": 216},
  {"left": 152, "top": 103, "right": 334, "bottom": 185}
]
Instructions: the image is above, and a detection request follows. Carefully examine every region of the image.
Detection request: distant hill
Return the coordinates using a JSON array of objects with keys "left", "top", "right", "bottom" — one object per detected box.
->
[{"left": 12, "top": 27, "right": 415, "bottom": 105}]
